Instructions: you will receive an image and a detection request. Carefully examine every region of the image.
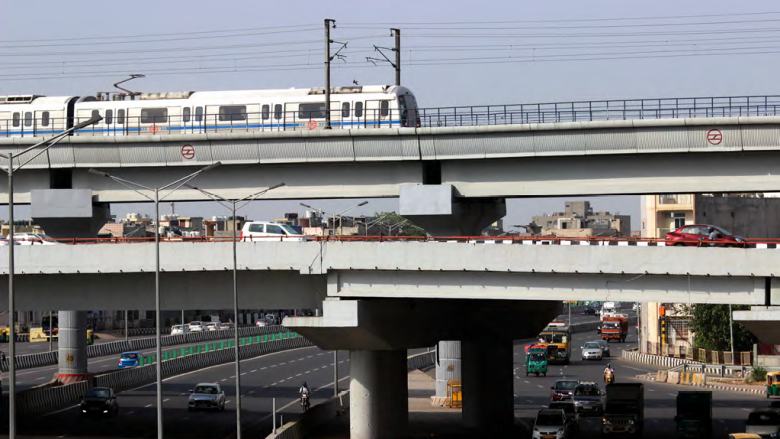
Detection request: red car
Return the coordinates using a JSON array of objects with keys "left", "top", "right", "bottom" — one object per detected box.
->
[
  {"left": 550, "top": 379, "right": 578, "bottom": 401},
  {"left": 665, "top": 224, "right": 746, "bottom": 247}
]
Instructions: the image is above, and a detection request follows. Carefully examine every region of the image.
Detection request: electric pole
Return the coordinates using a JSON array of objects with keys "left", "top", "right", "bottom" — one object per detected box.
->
[
  {"left": 324, "top": 19, "right": 336, "bottom": 129},
  {"left": 393, "top": 28, "right": 401, "bottom": 85},
  {"left": 367, "top": 29, "right": 402, "bottom": 86}
]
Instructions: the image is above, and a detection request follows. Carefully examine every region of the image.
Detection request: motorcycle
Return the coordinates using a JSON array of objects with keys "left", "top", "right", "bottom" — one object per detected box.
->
[
  {"left": 300, "top": 393, "right": 310, "bottom": 411},
  {"left": 605, "top": 370, "right": 615, "bottom": 385}
]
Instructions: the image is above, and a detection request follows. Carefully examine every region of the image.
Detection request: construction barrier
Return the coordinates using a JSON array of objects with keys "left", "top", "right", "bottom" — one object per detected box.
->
[{"left": 0, "top": 324, "right": 287, "bottom": 372}]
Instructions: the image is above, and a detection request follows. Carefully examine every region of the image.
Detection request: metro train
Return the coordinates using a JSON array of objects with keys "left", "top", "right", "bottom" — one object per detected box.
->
[{"left": 0, "top": 85, "right": 421, "bottom": 137}]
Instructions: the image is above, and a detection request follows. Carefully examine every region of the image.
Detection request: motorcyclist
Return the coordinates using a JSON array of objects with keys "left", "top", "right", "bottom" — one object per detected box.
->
[
  {"left": 299, "top": 381, "right": 311, "bottom": 406},
  {"left": 604, "top": 363, "right": 615, "bottom": 382}
]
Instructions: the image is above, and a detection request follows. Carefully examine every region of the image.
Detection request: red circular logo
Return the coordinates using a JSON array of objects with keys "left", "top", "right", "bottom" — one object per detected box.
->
[
  {"left": 307, "top": 120, "right": 318, "bottom": 130},
  {"left": 181, "top": 144, "right": 195, "bottom": 160},
  {"left": 149, "top": 124, "right": 160, "bottom": 135},
  {"left": 707, "top": 129, "right": 723, "bottom": 145}
]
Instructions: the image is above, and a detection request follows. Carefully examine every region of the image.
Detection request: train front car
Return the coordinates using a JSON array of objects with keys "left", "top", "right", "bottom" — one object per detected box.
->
[{"left": 0, "top": 95, "right": 78, "bottom": 138}]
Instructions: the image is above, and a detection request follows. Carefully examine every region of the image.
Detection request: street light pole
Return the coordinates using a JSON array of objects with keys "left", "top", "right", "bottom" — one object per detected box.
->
[
  {"left": 88, "top": 162, "right": 221, "bottom": 439},
  {"left": 184, "top": 182, "right": 285, "bottom": 439},
  {"left": 2, "top": 115, "right": 101, "bottom": 439},
  {"left": 729, "top": 303, "right": 735, "bottom": 360}
]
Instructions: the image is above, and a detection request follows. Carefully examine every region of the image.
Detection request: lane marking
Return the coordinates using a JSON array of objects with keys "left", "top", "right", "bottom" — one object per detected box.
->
[
  {"left": 145, "top": 404, "right": 152, "bottom": 408},
  {"left": 251, "top": 369, "right": 257, "bottom": 373},
  {"left": 127, "top": 411, "right": 135, "bottom": 415},
  {"left": 163, "top": 399, "right": 169, "bottom": 402}
]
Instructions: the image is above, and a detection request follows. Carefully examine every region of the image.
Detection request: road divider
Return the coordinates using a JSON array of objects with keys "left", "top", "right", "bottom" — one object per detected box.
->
[
  {"left": 1, "top": 325, "right": 287, "bottom": 372},
  {"left": 18, "top": 331, "right": 311, "bottom": 416}
]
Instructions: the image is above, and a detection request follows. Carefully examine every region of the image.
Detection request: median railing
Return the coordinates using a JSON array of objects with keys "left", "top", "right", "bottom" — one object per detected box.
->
[
  {"left": 642, "top": 342, "right": 752, "bottom": 366},
  {"left": 1, "top": 325, "right": 287, "bottom": 372},
  {"left": 17, "top": 331, "right": 311, "bottom": 416}
]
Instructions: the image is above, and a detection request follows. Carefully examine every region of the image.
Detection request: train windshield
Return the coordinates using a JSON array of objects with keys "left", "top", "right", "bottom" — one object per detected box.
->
[{"left": 398, "top": 94, "right": 420, "bottom": 127}]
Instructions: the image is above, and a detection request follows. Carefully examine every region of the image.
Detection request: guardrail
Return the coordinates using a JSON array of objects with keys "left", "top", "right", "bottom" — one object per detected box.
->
[
  {"left": 17, "top": 331, "right": 311, "bottom": 416},
  {"left": 0, "top": 325, "right": 287, "bottom": 372},
  {"left": 11, "top": 234, "right": 780, "bottom": 247},
  {"left": 643, "top": 342, "right": 752, "bottom": 366},
  {"left": 266, "top": 350, "right": 436, "bottom": 439}
]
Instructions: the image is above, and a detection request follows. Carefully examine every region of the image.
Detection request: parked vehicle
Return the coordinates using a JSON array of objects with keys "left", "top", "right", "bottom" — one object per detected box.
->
[
  {"left": 767, "top": 372, "right": 780, "bottom": 398},
  {"left": 170, "top": 324, "right": 190, "bottom": 335},
  {"left": 572, "top": 381, "right": 604, "bottom": 416},
  {"left": 240, "top": 221, "right": 306, "bottom": 242},
  {"left": 602, "top": 383, "right": 644, "bottom": 435},
  {"left": 548, "top": 401, "right": 579, "bottom": 432},
  {"left": 80, "top": 387, "right": 119, "bottom": 417},
  {"left": 526, "top": 347, "right": 548, "bottom": 377},
  {"left": 666, "top": 224, "right": 746, "bottom": 247},
  {"left": 745, "top": 409, "right": 780, "bottom": 438},
  {"left": 601, "top": 315, "right": 629, "bottom": 343},
  {"left": 675, "top": 391, "right": 712, "bottom": 439},
  {"left": 532, "top": 408, "right": 569, "bottom": 439},
  {"left": 188, "top": 383, "right": 226, "bottom": 411},
  {"left": 13, "top": 233, "right": 59, "bottom": 245},
  {"left": 581, "top": 341, "right": 604, "bottom": 361},
  {"left": 550, "top": 380, "right": 579, "bottom": 402},
  {"left": 118, "top": 351, "right": 144, "bottom": 368}
]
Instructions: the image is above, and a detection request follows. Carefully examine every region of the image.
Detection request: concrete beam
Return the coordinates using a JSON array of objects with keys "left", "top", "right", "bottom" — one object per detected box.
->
[
  {"left": 734, "top": 306, "right": 780, "bottom": 344},
  {"left": 328, "top": 270, "right": 767, "bottom": 305},
  {"left": 284, "top": 299, "right": 560, "bottom": 350}
]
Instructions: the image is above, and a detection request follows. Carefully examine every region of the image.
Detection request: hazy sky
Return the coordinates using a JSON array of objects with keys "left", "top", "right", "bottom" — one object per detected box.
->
[{"left": 5, "top": 1, "right": 779, "bottom": 231}]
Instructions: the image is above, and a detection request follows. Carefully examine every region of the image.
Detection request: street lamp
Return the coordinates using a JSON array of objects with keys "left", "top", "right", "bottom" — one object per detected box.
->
[
  {"left": 88, "top": 162, "right": 221, "bottom": 439},
  {"left": 0, "top": 114, "right": 101, "bottom": 439},
  {"left": 184, "top": 182, "right": 285, "bottom": 439},
  {"left": 299, "top": 201, "right": 369, "bottom": 236}
]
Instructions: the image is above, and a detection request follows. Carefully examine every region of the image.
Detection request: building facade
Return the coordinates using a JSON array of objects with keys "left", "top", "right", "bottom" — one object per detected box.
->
[{"left": 531, "top": 201, "right": 631, "bottom": 237}]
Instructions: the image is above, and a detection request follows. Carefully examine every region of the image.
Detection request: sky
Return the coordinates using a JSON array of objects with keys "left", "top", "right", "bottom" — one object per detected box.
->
[{"left": 4, "top": 0, "right": 780, "bottom": 232}]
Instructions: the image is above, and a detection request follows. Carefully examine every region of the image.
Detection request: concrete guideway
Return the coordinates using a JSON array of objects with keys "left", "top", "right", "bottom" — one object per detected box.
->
[
  {"left": 3, "top": 115, "right": 780, "bottom": 203},
  {"left": 0, "top": 241, "right": 777, "bottom": 310}
]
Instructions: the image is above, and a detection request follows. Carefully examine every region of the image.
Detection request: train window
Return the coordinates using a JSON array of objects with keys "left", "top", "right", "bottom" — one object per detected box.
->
[
  {"left": 218, "top": 106, "right": 247, "bottom": 122},
  {"left": 42, "top": 112, "right": 50, "bottom": 127},
  {"left": 262, "top": 105, "right": 270, "bottom": 120},
  {"left": 355, "top": 102, "right": 364, "bottom": 118},
  {"left": 12, "top": 112, "right": 20, "bottom": 127},
  {"left": 91, "top": 110, "right": 100, "bottom": 121},
  {"left": 195, "top": 107, "right": 203, "bottom": 122},
  {"left": 274, "top": 104, "right": 282, "bottom": 120},
  {"left": 105, "top": 110, "right": 113, "bottom": 125},
  {"left": 24, "top": 112, "right": 33, "bottom": 127},
  {"left": 380, "top": 101, "right": 390, "bottom": 117},
  {"left": 298, "top": 103, "right": 327, "bottom": 120},
  {"left": 141, "top": 108, "right": 168, "bottom": 124},
  {"left": 183, "top": 107, "right": 191, "bottom": 123},
  {"left": 117, "top": 109, "right": 125, "bottom": 125},
  {"left": 342, "top": 102, "right": 350, "bottom": 118}
]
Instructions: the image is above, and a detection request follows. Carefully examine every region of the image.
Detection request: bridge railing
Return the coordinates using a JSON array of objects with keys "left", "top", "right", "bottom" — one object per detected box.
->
[{"left": 11, "top": 234, "right": 780, "bottom": 248}]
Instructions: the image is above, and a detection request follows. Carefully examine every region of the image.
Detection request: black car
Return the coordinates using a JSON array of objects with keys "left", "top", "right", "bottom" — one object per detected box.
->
[
  {"left": 583, "top": 306, "right": 597, "bottom": 315},
  {"left": 80, "top": 387, "right": 118, "bottom": 417}
]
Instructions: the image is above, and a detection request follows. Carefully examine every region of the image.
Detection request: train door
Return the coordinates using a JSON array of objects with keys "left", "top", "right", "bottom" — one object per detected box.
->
[
  {"left": 365, "top": 100, "right": 390, "bottom": 128},
  {"left": 351, "top": 100, "right": 365, "bottom": 129},
  {"left": 183, "top": 106, "right": 204, "bottom": 134},
  {"left": 34, "top": 110, "right": 52, "bottom": 136}
]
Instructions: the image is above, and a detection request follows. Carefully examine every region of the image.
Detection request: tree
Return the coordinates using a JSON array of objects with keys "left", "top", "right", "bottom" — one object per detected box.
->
[
  {"left": 368, "top": 212, "right": 426, "bottom": 236},
  {"left": 688, "top": 304, "right": 757, "bottom": 352}
]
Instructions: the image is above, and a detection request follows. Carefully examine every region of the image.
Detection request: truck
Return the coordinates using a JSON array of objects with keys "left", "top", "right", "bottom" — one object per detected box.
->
[
  {"left": 675, "top": 391, "right": 712, "bottom": 439},
  {"left": 602, "top": 314, "right": 629, "bottom": 343},
  {"left": 536, "top": 321, "right": 571, "bottom": 364},
  {"left": 602, "top": 383, "right": 644, "bottom": 435}
]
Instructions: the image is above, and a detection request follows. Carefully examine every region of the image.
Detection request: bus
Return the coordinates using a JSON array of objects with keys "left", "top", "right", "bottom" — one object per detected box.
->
[{"left": 537, "top": 321, "right": 572, "bottom": 365}]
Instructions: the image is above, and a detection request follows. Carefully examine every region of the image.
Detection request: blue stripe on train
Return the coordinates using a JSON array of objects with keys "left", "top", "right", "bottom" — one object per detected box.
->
[{"left": 2, "top": 120, "right": 398, "bottom": 137}]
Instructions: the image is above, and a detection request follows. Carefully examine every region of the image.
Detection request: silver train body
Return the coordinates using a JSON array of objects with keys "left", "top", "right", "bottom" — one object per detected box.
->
[{"left": 0, "top": 85, "right": 421, "bottom": 137}]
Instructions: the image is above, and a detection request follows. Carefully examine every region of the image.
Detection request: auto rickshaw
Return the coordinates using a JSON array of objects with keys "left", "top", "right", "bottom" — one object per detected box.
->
[
  {"left": 767, "top": 372, "right": 780, "bottom": 398},
  {"left": 526, "top": 347, "right": 548, "bottom": 377}
]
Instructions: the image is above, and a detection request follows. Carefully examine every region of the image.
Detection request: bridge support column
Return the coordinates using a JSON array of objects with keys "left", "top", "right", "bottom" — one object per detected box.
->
[
  {"left": 349, "top": 349, "right": 408, "bottom": 439},
  {"left": 31, "top": 189, "right": 110, "bottom": 239},
  {"left": 400, "top": 183, "right": 508, "bottom": 400},
  {"left": 58, "top": 310, "right": 88, "bottom": 384},
  {"left": 461, "top": 338, "right": 515, "bottom": 433}
]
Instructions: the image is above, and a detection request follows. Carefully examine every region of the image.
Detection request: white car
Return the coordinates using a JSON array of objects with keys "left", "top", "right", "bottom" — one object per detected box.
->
[
  {"left": 170, "top": 324, "right": 190, "bottom": 335},
  {"left": 240, "top": 221, "right": 306, "bottom": 242},
  {"left": 0, "top": 240, "right": 21, "bottom": 246},
  {"left": 256, "top": 319, "right": 266, "bottom": 327},
  {"left": 13, "top": 233, "right": 59, "bottom": 245},
  {"left": 533, "top": 408, "right": 569, "bottom": 439},
  {"left": 218, "top": 323, "right": 235, "bottom": 330},
  {"left": 188, "top": 321, "right": 205, "bottom": 332},
  {"left": 206, "top": 322, "right": 218, "bottom": 331}
]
